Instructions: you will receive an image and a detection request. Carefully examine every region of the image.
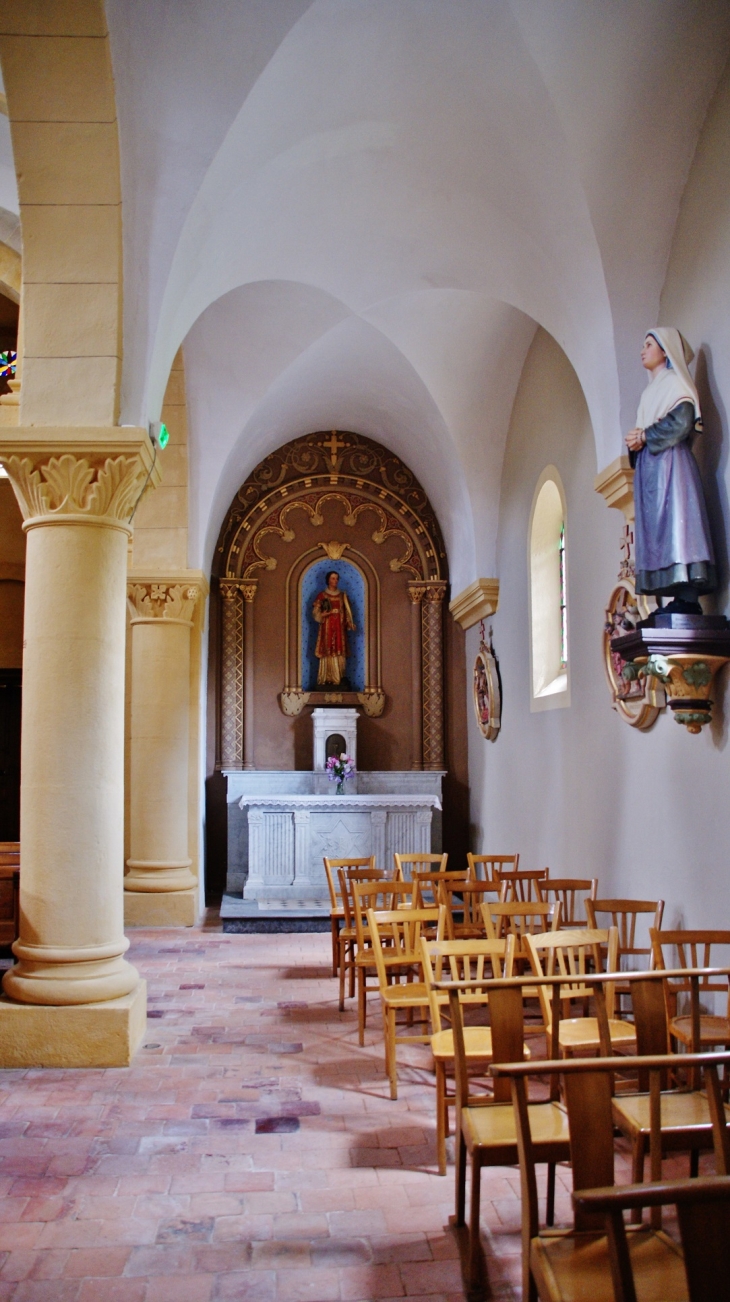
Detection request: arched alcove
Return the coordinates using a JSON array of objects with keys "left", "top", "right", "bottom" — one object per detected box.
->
[{"left": 205, "top": 429, "right": 469, "bottom": 898}]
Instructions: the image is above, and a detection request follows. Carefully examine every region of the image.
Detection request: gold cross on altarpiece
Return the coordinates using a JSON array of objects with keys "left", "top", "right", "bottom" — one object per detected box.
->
[{"left": 321, "top": 431, "right": 348, "bottom": 472}]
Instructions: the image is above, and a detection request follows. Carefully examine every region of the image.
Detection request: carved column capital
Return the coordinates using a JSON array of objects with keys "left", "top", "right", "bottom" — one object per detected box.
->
[
  {"left": 220, "top": 580, "right": 242, "bottom": 600},
  {"left": 127, "top": 572, "right": 207, "bottom": 625},
  {"left": 424, "top": 582, "right": 448, "bottom": 604},
  {"left": 0, "top": 427, "right": 160, "bottom": 531},
  {"left": 241, "top": 581, "right": 258, "bottom": 603},
  {"left": 407, "top": 584, "right": 426, "bottom": 604}
]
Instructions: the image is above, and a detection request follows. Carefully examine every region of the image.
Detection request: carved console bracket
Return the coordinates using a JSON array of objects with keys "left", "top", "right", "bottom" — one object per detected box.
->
[
  {"left": 614, "top": 621, "right": 730, "bottom": 735},
  {"left": 449, "top": 578, "right": 499, "bottom": 630},
  {"left": 594, "top": 456, "right": 635, "bottom": 523}
]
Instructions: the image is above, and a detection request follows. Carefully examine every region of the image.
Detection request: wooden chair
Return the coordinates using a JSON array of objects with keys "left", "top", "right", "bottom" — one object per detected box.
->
[
  {"left": 481, "top": 900, "right": 560, "bottom": 968},
  {"left": 440, "top": 879, "right": 503, "bottom": 940},
  {"left": 421, "top": 932, "right": 517, "bottom": 1174},
  {"left": 413, "top": 868, "right": 467, "bottom": 908},
  {"left": 467, "top": 852, "right": 519, "bottom": 882},
  {"left": 0, "top": 842, "right": 19, "bottom": 949},
  {"left": 492, "top": 1048, "right": 730, "bottom": 1302},
  {"left": 323, "top": 856, "right": 375, "bottom": 975},
  {"left": 574, "top": 1176, "right": 730, "bottom": 1302},
  {"left": 586, "top": 897, "right": 664, "bottom": 1012},
  {"left": 496, "top": 866, "right": 549, "bottom": 902},
  {"left": 367, "top": 906, "right": 441, "bottom": 1099},
  {"left": 393, "top": 852, "right": 447, "bottom": 881},
  {"left": 539, "top": 877, "right": 598, "bottom": 927},
  {"left": 611, "top": 967, "right": 730, "bottom": 1212},
  {"left": 349, "top": 877, "right": 419, "bottom": 1043},
  {"left": 336, "top": 867, "right": 384, "bottom": 1012},
  {"left": 525, "top": 927, "right": 637, "bottom": 1057},
  {"left": 444, "top": 978, "right": 571, "bottom": 1290},
  {"left": 651, "top": 929, "right": 730, "bottom": 1057}
]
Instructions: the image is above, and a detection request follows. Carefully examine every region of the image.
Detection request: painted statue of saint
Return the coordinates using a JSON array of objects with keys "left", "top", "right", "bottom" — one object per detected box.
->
[
  {"left": 625, "top": 327, "right": 716, "bottom": 611},
  {"left": 312, "top": 570, "right": 355, "bottom": 686}
]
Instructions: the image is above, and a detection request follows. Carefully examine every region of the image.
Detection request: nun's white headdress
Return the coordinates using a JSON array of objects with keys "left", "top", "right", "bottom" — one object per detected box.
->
[{"left": 636, "top": 327, "right": 701, "bottom": 432}]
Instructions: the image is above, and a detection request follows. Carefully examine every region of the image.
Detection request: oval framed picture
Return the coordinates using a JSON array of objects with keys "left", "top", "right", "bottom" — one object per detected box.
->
[
  {"left": 473, "top": 642, "right": 501, "bottom": 741},
  {"left": 603, "top": 579, "right": 664, "bottom": 730}
]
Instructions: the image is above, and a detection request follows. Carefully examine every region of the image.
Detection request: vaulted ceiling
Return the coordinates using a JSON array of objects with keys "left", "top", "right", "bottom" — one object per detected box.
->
[{"left": 17, "top": 3, "right": 730, "bottom": 586}]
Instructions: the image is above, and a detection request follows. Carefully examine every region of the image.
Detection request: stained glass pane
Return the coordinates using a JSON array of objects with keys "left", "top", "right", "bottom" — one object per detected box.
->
[
  {"left": 0, "top": 350, "right": 17, "bottom": 380},
  {"left": 559, "top": 523, "right": 568, "bottom": 667}
]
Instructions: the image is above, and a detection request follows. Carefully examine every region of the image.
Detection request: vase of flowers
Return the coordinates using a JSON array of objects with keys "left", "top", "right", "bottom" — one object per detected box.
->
[{"left": 326, "top": 753, "right": 355, "bottom": 795}]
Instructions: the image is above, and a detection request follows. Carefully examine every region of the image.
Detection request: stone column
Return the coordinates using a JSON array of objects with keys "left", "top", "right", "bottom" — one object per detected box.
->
[
  {"left": 219, "top": 580, "right": 244, "bottom": 768},
  {"left": 0, "top": 428, "right": 159, "bottom": 1066},
  {"left": 422, "top": 582, "right": 447, "bottom": 771},
  {"left": 124, "top": 574, "right": 207, "bottom": 928},
  {"left": 407, "top": 585, "right": 424, "bottom": 769},
  {"left": 242, "top": 581, "right": 257, "bottom": 769}
]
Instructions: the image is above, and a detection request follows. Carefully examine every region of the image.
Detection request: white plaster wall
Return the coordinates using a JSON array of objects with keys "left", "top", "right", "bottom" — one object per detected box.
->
[
  {"left": 660, "top": 57, "right": 730, "bottom": 615},
  {"left": 467, "top": 325, "right": 730, "bottom": 930}
]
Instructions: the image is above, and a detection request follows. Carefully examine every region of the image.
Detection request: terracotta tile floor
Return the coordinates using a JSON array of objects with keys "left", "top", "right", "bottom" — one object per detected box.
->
[{"left": 0, "top": 922, "right": 695, "bottom": 1301}]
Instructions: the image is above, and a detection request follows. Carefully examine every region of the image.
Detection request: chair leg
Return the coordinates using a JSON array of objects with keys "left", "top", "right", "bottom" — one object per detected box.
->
[
  {"left": 349, "top": 946, "right": 355, "bottom": 999},
  {"left": 435, "top": 1060, "right": 447, "bottom": 1176},
  {"left": 630, "top": 1135, "right": 645, "bottom": 1224},
  {"left": 358, "top": 966, "right": 366, "bottom": 1046},
  {"left": 384, "top": 1005, "right": 398, "bottom": 1100},
  {"left": 454, "top": 1129, "right": 467, "bottom": 1226},
  {"left": 338, "top": 937, "right": 348, "bottom": 1011},
  {"left": 331, "top": 917, "right": 338, "bottom": 977},
  {"left": 468, "top": 1157, "right": 486, "bottom": 1291},
  {"left": 546, "top": 1161, "right": 556, "bottom": 1227}
]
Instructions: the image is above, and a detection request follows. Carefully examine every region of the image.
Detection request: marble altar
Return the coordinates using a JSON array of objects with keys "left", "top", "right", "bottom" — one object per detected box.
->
[{"left": 222, "top": 770, "right": 444, "bottom": 916}]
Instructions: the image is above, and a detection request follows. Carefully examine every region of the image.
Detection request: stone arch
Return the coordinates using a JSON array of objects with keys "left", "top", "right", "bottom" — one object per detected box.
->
[{"left": 0, "top": 1, "right": 122, "bottom": 425}]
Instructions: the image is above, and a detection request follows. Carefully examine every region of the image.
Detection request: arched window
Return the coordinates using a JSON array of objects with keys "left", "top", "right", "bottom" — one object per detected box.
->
[{"left": 528, "top": 467, "right": 569, "bottom": 709}]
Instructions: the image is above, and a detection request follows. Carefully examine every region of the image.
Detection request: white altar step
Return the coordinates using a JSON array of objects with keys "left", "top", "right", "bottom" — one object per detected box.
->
[{"left": 221, "top": 893, "right": 328, "bottom": 917}]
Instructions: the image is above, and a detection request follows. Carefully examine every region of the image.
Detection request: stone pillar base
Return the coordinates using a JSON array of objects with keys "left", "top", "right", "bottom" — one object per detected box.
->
[
  {"left": 0, "top": 980, "right": 147, "bottom": 1068},
  {"left": 124, "top": 889, "right": 198, "bottom": 928}
]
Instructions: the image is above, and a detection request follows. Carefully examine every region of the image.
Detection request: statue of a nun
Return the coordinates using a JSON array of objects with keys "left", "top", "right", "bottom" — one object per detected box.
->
[{"left": 625, "top": 327, "right": 716, "bottom": 613}]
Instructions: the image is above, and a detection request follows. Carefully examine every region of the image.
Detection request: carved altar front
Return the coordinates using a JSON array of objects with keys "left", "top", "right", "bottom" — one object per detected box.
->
[
  {"left": 221, "top": 769, "right": 444, "bottom": 916},
  {"left": 241, "top": 793, "right": 439, "bottom": 910}
]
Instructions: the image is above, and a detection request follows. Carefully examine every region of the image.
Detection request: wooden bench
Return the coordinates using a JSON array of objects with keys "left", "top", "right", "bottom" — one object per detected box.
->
[{"left": 0, "top": 842, "right": 19, "bottom": 948}]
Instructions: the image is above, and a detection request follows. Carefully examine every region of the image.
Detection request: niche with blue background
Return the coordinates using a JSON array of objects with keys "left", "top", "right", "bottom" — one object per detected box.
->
[{"left": 301, "top": 558, "right": 366, "bottom": 691}]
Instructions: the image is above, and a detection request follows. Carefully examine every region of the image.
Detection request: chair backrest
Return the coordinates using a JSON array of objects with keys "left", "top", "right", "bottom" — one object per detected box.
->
[
  {"left": 337, "top": 867, "right": 384, "bottom": 930},
  {"left": 481, "top": 901, "right": 560, "bottom": 951},
  {"left": 447, "top": 975, "right": 531, "bottom": 1107},
  {"left": 525, "top": 926, "right": 620, "bottom": 1023},
  {"left": 440, "top": 879, "right": 503, "bottom": 939},
  {"left": 394, "top": 852, "right": 447, "bottom": 881},
  {"left": 323, "top": 856, "right": 376, "bottom": 910},
  {"left": 651, "top": 928, "right": 730, "bottom": 996},
  {"left": 496, "top": 1048, "right": 730, "bottom": 1265},
  {"left": 574, "top": 1176, "right": 730, "bottom": 1302},
  {"left": 421, "top": 934, "right": 515, "bottom": 1034},
  {"left": 413, "top": 868, "right": 467, "bottom": 908},
  {"left": 538, "top": 877, "right": 597, "bottom": 926},
  {"left": 586, "top": 897, "right": 664, "bottom": 962},
  {"left": 366, "top": 907, "right": 441, "bottom": 990},
  {"left": 467, "top": 852, "right": 519, "bottom": 881},
  {"left": 351, "top": 878, "right": 417, "bottom": 952},
  {"left": 495, "top": 866, "right": 549, "bottom": 902}
]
